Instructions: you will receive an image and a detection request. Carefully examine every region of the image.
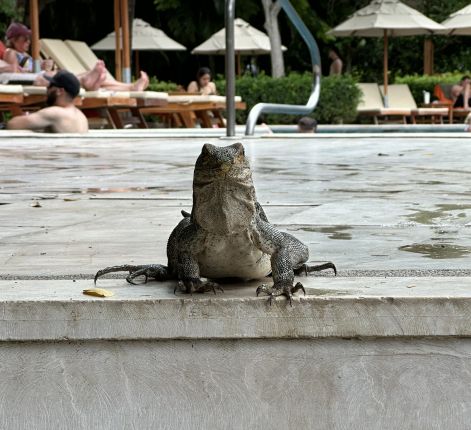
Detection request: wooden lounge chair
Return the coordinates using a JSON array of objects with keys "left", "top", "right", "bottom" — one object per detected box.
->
[
  {"left": 0, "top": 84, "right": 24, "bottom": 118},
  {"left": 64, "top": 40, "right": 114, "bottom": 80},
  {"left": 42, "top": 39, "right": 246, "bottom": 128},
  {"left": 40, "top": 38, "right": 88, "bottom": 75},
  {"left": 61, "top": 40, "right": 248, "bottom": 127},
  {"left": 85, "top": 90, "right": 168, "bottom": 128},
  {"left": 433, "top": 83, "right": 470, "bottom": 123},
  {"left": 21, "top": 86, "right": 84, "bottom": 110},
  {"left": 140, "top": 94, "right": 246, "bottom": 128},
  {"left": 356, "top": 83, "right": 411, "bottom": 124},
  {"left": 40, "top": 39, "right": 169, "bottom": 128},
  {"left": 379, "top": 84, "right": 448, "bottom": 124}
]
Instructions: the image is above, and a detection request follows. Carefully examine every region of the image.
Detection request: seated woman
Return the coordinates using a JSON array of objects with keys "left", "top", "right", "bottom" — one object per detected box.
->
[
  {"left": 187, "top": 67, "right": 217, "bottom": 95},
  {"left": 2, "top": 23, "right": 149, "bottom": 91}
]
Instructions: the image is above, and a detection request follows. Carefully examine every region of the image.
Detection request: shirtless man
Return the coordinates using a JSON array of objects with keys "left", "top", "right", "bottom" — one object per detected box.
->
[
  {"left": 328, "top": 48, "right": 343, "bottom": 76},
  {"left": 452, "top": 76, "right": 471, "bottom": 109},
  {"left": 7, "top": 70, "right": 88, "bottom": 133}
]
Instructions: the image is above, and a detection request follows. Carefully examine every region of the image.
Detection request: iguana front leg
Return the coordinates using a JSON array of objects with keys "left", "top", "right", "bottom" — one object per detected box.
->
[
  {"left": 252, "top": 218, "right": 335, "bottom": 305},
  {"left": 175, "top": 223, "right": 223, "bottom": 295}
]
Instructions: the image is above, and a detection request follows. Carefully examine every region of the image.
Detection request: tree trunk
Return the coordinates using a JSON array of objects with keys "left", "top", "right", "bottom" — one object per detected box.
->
[{"left": 261, "top": 0, "right": 285, "bottom": 78}]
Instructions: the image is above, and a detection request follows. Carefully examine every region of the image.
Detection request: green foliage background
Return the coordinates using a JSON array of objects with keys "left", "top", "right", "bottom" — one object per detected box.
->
[
  {"left": 215, "top": 73, "right": 362, "bottom": 124},
  {"left": 2, "top": 0, "right": 467, "bottom": 84},
  {"left": 0, "top": 0, "right": 470, "bottom": 123},
  {"left": 0, "top": 0, "right": 22, "bottom": 36},
  {"left": 395, "top": 72, "right": 465, "bottom": 103}
]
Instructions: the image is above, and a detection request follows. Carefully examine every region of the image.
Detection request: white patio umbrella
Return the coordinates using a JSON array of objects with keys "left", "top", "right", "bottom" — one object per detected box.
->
[
  {"left": 441, "top": 4, "right": 471, "bottom": 35},
  {"left": 92, "top": 18, "right": 186, "bottom": 51},
  {"left": 192, "top": 18, "right": 287, "bottom": 75},
  {"left": 92, "top": 18, "right": 186, "bottom": 75},
  {"left": 328, "top": 0, "right": 445, "bottom": 106}
]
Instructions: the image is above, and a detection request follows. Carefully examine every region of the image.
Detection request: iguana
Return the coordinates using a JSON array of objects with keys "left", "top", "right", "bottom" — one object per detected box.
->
[{"left": 95, "top": 143, "right": 336, "bottom": 304}]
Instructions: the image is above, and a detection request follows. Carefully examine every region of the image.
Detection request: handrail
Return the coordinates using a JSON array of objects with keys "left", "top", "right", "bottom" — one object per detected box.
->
[{"left": 244, "top": 0, "right": 322, "bottom": 135}]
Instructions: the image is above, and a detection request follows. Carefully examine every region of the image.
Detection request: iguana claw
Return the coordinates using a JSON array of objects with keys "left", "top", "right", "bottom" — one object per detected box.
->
[
  {"left": 175, "top": 279, "right": 224, "bottom": 295},
  {"left": 256, "top": 282, "right": 305, "bottom": 306},
  {"left": 295, "top": 262, "right": 337, "bottom": 276},
  {"left": 94, "top": 264, "right": 170, "bottom": 284}
]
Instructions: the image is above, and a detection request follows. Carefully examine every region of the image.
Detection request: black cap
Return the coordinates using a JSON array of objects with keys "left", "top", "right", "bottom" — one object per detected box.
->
[{"left": 45, "top": 70, "right": 81, "bottom": 98}]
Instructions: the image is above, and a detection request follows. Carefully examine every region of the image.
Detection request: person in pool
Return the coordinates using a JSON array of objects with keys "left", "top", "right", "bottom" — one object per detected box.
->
[
  {"left": 2, "top": 22, "right": 149, "bottom": 91},
  {"left": 297, "top": 116, "right": 317, "bottom": 133},
  {"left": 7, "top": 70, "right": 88, "bottom": 133},
  {"left": 187, "top": 67, "right": 217, "bottom": 95}
]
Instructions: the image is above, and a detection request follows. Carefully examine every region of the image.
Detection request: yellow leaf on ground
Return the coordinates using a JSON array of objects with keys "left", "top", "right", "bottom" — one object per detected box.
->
[{"left": 83, "top": 288, "right": 114, "bottom": 297}]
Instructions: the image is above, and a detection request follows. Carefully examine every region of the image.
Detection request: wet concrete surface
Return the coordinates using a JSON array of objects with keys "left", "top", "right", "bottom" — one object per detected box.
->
[{"left": 1, "top": 135, "right": 471, "bottom": 277}]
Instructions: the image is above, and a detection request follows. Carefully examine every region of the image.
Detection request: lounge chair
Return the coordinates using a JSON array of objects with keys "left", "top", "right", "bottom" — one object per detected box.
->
[
  {"left": 141, "top": 94, "right": 245, "bottom": 128},
  {"left": 62, "top": 39, "right": 247, "bottom": 127},
  {"left": 41, "top": 38, "right": 245, "bottom": 128},
  {"left": 40, "top": 38, "right": 88, "bottom": 75},
  {"left": 356, "top": 83, "right": 410, "bottom": 124},
  {"left": 433, "top": 83, "right": 470, "bottom": 123},
  {"left": 40, "top": 39, "right": 169, "bottom": 128},
  {"left": 379, "top": 84, "right": 448, "bottom": 124},
  {"left": 0, "top": 84, "right": 24, "bottom": 118},
  {"left": 356, "top": 83, "right": 448, "bottom": 124},
  {"left": 64, "top": 40, "right": 114, "bottom": 80},
  {"left": 0, "top": 84, "right": 23, "bottom": 104}
]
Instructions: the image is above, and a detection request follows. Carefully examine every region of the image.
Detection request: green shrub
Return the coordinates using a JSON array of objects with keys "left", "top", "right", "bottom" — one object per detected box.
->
[
  {"left": 395, "top": 72, "right": 469, "bottom": 103},
  {"left": 215, "top": 73, "right": 361, "bottom": 124},
  {"left": 147, "top": 77, "right": 180, "bottom": 93}
]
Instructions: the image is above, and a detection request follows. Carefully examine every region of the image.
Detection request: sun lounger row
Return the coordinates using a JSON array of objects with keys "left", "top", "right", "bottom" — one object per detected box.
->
[
  {"left": 0, "top": 37, "right": 247, "bottom": 129},
  {"left": 0, "top": 84, "right": 245, "bottom": 129},
  {"left": 357, "top": 83, "right": 449, "bottom": 124}
]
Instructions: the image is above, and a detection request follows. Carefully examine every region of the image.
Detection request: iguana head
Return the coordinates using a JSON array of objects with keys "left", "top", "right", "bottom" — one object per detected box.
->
[{"left": 192, "top": 143, "right": 257, "bottom": 234}]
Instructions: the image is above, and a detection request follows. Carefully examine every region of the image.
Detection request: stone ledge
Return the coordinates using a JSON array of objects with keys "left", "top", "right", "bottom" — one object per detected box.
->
[{"left": 1, "top": 277, "right": 470, "bottom": 341}]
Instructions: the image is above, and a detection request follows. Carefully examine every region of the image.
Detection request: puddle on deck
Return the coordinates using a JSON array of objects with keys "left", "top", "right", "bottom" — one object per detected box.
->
[
  {"left": 399, "top": 243, "right": 471, "bottom": 259},
  {"left": 407, "top": 204, "right": 471, "bottom": 224},
  {"left": 0, "top": 149, "right": 99, "bottom": 160},
  {"left": 300, "top": 225, "right": 353, "bottom": 240},
  {"left": 68, "top": 186, "right": 183, "bottom": 194}
]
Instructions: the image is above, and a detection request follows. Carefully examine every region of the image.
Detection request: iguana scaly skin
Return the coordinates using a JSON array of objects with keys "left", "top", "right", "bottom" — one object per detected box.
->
[{"left": 95, "top": 143, "right": 336, "bottom": 304}]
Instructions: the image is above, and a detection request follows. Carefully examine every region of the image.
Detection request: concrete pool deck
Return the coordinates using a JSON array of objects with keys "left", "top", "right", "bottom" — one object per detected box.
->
[
  {"left": 1, "top": 130, "right": 471, "bottom": 429},
  {"left": 1, "top": 130, "right": 471, "bottom": 276}
]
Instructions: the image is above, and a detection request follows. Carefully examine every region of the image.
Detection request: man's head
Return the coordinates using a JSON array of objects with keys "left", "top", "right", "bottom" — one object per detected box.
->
[
  {"left": 45, "top": 70, "right": 81, "bottom": 106},
  {"left": 328, "top": 47, "right": 340, "bottom": 60},
  {"left": 461, "top": 75, "right": 471, "bottom": 85},
  {"left": 297, "top": 117, "right": 317, "bottom": 133}
]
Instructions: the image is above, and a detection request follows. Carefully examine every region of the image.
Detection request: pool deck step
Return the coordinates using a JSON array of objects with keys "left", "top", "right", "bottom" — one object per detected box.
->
[{"left": 1, "top": 277, "right": 470, "bottom": 342}]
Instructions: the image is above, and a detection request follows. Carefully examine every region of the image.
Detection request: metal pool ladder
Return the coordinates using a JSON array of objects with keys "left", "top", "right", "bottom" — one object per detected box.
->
[{"left": 224, "top": 0, "right": 322, "bottom": 136}]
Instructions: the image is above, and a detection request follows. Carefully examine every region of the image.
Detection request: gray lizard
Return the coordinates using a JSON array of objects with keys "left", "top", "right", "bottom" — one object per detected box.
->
[{"left": 94, "top": 142, "right": 336, "bottom": 304}]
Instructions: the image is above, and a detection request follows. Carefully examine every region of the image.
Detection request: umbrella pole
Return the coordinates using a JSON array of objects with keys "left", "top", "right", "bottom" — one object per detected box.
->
[
  {"left": 237, "top": 52, "right": 241, "bottom": 76},
  {"left": 135, "top": 51, "right": 140, "bottom": 76},
  {"left": 120, "top": 0, "right": 131, "bottom": 83},
  {"left": 383, "top": 29, "right": 389, "bottom": 108},
  {"left": 30, "top": 0, "right": 41, "bottom": 73},
  {"left": 114, "top": 0, "right": 122, "bottom": 81}
]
